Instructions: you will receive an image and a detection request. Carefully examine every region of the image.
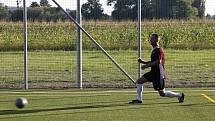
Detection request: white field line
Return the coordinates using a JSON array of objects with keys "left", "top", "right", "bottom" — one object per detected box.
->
[
  {"left": 3, "top": 94, "right": 112, "bottom": 97},
  {"left": 0, "top": 89, "right": 214, "bottom": 94}
]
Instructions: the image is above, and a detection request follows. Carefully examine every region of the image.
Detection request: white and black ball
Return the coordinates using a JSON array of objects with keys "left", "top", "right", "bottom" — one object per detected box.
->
[{"left": 15, "top": 97, "right": 28, "bottom": 109}]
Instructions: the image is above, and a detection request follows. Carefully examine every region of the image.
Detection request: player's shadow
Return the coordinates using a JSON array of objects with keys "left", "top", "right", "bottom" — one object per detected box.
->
[
  {"left": 0, "top": 100, "right": 205, "bottom": 116},
  {"left": 0, "top": 101, "right": 211, "bottom": 120},
  {"left": 29, "top": 97, "right": 166, "bottom": 108},
  {"left": 0, "top": 103, "right": 130, "bottom": 116}
]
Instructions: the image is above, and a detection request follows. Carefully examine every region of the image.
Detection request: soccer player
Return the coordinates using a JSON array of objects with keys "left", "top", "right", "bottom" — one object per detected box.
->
[{"left": 129, "top": 34, "right": 185, "bottom": 104}]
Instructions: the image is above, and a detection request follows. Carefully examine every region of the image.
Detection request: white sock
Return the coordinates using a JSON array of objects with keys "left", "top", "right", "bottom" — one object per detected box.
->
[
  {"left": 136, "top": 84, "right": 143, "bottom": 101},
  {"left": 164, "top": 90, "right": 181, "bottom": 98}
]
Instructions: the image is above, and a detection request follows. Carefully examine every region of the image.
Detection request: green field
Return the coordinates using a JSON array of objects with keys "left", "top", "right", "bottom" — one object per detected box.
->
[
  {"left": 0, "top": 49, "right": 215, "bottom": 88},
  {"left": 0, "top": 88, "right": 214, "bottom": 121},
  {"left": 0, "top": 19, "right": 214, "bottom": 121},
  {"left": 0, "top": 49, "right": 215, "bottom": 85},
  {"left": 0, "top": 20, "right": 215, "bottom": 87}
]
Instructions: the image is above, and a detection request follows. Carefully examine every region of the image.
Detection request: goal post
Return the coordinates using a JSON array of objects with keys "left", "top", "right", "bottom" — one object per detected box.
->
[
  {"left": 138, "top": 0, "right": 142, "bottom": 79},
  {"left": 76, "top": 0, "right": 82, "bottom": 89},
  {"left": 52, "top": 0, "right": 136, "bottom": 85},
  {"left": 23, "top": 0, "right": 28, "bottom": 89}
]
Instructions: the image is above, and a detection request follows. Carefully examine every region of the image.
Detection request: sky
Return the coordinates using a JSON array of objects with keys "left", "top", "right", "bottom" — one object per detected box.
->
[{"left": 0, "top": 0, "right": 215, "bottom": 16}]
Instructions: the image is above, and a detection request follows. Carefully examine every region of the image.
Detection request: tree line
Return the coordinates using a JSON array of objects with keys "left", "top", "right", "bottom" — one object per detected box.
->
[
  {"left": 0, "top": 0, "right": 213, "bottom": 21},
  {"left": 108, "top": 0, "right": 206, "bottom": 20},
  {"left": 0, "top": 0, "right": 76, "bottom": 22}
]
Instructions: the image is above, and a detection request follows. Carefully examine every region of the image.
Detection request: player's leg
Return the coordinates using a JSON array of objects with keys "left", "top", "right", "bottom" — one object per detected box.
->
[
  {"left": 135, "top": 76, "right": 148, "bottom": 101},
  {"left": 158, "top": 89, "right": 185, "bottom": 103},
  {"left": 153, "top": 78, "right": 185, "bottom": 103},
  {"left": 129, "top": 72, "right": 151, "bottom": 104},
  {"left": 159, "top": 88, "right": 181, "bottom": 97}
]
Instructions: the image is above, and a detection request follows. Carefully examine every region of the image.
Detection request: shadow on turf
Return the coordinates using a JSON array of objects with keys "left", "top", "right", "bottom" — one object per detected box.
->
[
  {"left": 30, "top": 96, "right": 169, "bottom": 108},
  {"left": 0, "top": 100, "right": 179, "bottom": 116},
  {"left": 0, "top": 103, "right": 130, "bottom": 116},
  {"left": 0, "top": 101, "right": 212, "bottom": 120},
  {"left": 0, "top": 101, "right": 210, "bottom": 116}
]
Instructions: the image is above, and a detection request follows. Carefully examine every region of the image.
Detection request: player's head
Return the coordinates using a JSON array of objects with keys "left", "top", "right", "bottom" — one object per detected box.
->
[{"left": 150, "top": 34, "right": 160, "bottom": 46}]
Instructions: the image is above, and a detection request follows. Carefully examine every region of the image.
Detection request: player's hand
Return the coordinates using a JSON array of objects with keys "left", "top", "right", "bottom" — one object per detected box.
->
[
  {"left": 141, "top": 65, "right": 147, "bottom": 70},
  {"left": 138, "top": 58, "right": 143, "bottom": 63}
]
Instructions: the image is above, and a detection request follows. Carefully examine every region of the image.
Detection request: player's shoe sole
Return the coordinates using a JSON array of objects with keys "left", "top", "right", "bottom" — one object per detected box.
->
[
  {"left": 178, "top": 93, "right": 185, "bottom": 103},
  {"left": 129, "top": 99, "right": 142, "bottom": 104}
]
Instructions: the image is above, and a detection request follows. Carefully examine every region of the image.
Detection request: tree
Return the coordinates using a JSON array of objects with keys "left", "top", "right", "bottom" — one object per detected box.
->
[
  {"left": 81, "top": 0, "right": 104, "bottom": 20},
  {"left": 9, "top": 8, "right": 23, "bottom": 21},
  {"left": 40, "top": 0, "right": 51, "bottom": 7},
  {"left": 108, "top": 0, "right": 140, "bottom": 20},
  {"left": 107, "top": 0, "right": 161, "bottom": 20},
  {"left": 108, "top": 0, "right": 197, "bottom": 20},
  {"left": 38, "top": 7, "right": 65, "bottom": 22},
  {"left": 28, "top": 8, "right": 42, "bottom": 21},
  {"left": 150, "top": 0, "right": 196, "bottom": 19},
  {"left": 149, "top": 0, "right": 180, "bottom": 19},
  {"left": 192, "top": 0, "right": 205, "bottom": 18},
  {"left": 66, "top": 9, "right": 76, "bottom": 19},
  {"left": 30, "top": 2, "right": 40, "bottom": 7},
  {"left": 0, "top": 3, "right": 9, "bottom": 20},
  {"left": 176, "top": 0, "right": 196, "bottom": 19}
]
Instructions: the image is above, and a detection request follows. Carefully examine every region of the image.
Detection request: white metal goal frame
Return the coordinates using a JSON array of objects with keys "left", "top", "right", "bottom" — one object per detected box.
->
[{"left": 21, "top": 0, "right": 143, "bottom": 89}]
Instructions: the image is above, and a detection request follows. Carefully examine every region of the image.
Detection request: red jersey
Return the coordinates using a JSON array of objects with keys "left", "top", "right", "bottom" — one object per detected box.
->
[{"left": 151, "top": 46, "right": 165, "bottom": 79}]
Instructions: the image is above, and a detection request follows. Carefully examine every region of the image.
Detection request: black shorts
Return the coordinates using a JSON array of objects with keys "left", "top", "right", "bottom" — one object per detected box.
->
[{"left": 143, "top": 71, "right": 165, "bottom": 91}]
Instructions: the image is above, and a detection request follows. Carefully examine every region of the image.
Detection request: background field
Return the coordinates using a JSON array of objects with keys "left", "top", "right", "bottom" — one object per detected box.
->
[
  {"left": 0, "top": 49, "right": 215, "bottom": 88},
  {"left": 0, "top": 20, "right": 215, "bottom": 88},
  {"left": 0, "top": 20, "right": 215, "bottom": 51},
  {"left": 0, "top": 88, "right": 214, "bottom": 121}
]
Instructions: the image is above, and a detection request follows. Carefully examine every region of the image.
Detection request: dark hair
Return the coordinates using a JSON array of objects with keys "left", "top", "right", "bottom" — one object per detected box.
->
[{"left": 152, "top": 34, "right": 159, "bottom": 39}]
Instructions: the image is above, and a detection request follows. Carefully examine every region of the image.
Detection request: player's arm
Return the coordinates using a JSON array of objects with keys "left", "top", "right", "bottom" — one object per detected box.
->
[
  {"left": 141, "top": 59, "right": 160, "bottom": 69},
  {"left": 138, "top": 58, "right": 150, "bottom": 64}
]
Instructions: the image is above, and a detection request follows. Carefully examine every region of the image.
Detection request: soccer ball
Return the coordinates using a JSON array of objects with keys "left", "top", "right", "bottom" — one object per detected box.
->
[{"left": 15, "top": 97, "right": 28, "bottom": 109}]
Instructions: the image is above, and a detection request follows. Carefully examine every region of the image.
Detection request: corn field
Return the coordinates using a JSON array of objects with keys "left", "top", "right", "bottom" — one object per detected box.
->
[{"left": 0, "top": 20, "right": 215, "bottom": 51}]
